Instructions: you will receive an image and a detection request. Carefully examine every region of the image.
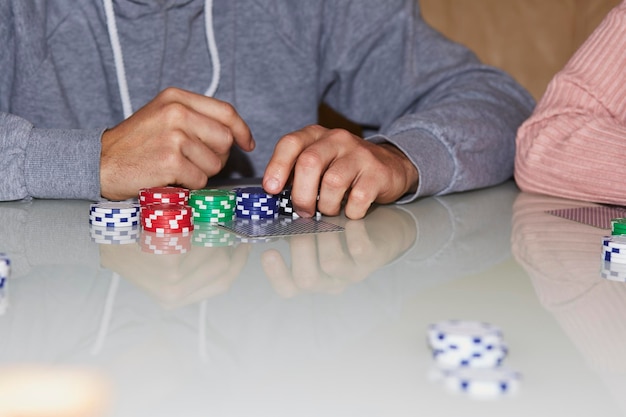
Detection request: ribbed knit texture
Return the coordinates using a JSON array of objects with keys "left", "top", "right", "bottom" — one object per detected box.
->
[{"left": 515, "top": 1, "right": 626, "bottom": 204}]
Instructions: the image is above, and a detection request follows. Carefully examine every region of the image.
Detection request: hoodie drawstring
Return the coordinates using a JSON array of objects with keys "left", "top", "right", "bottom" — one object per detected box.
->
[{"left": 103, "top": 0, "right": 221, "bottom": 119}]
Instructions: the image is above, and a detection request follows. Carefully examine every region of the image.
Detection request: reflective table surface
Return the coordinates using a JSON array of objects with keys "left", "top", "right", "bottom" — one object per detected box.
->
[{"left": 1, "top": 181, "right": 624, "bottom": 416}]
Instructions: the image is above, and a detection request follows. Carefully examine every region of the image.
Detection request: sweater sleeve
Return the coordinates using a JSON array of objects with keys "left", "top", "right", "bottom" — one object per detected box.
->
[
  {"left": 515, "top": 1, "right": 626, "bottom": 205},
  {"left": 320, "top": 0, "right": 534, "bottom": 202},
  {"left": 0, "top": 112, "right": 103, "bottom": 201}
]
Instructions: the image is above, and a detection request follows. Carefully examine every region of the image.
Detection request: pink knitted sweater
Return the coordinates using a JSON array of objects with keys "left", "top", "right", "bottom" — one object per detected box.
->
[{"left": 515, "top": 1, "right": 626, "bottom": 204}]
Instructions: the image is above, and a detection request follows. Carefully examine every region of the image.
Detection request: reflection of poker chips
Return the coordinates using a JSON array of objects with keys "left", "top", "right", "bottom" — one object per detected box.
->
[
  {"left": 237, "top": 236, "right": 278, "bottom": 244},
  {"left": 90, "top": 225, "right": 140, "bottom": 245},
  {"left": 189, "top": 189, "right": 236, "bottom": 223},
  {"left": 443, "top": 367, "right": 521, "bottom": 399},
  {"left": 0, "top": 253, "right": 10, "bottom": 280},
  {"left": 428, "top": 320, "right": 504, "bottom": 352},
  {"left": 139, "top": 186, "right": 189, "bottom": 205},
  {"left": 433, "top": 344, "right": 508, "bottom": 369},
  {"left": 192, "top": 224, "right": 236, "bottom": 247},
  {"left": 235, "top": 187, "right": 279, "bottom": 219},
  {"left": 140, "top": 230, "right": 192, "bottom": 254},
  {"left": 601, "top": 260, "right": 626, "bottom": 282},
  {"left": 89, "top": 202, "right": 140, "bottom": 228},
  {"left": 140, "top": 203, "right": 194, "bottom": 233}
]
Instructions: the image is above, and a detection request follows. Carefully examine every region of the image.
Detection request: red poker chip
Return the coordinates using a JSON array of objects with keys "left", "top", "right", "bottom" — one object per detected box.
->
[
  {"left": 142, "top": 225, "right": 194, "bottom": 234},
  {"left": 141, "top": 211, "right": 193, "bottom": 219},
  {"left": 141, "top": 204, "right": 192, "bottom": 215},
  {"left": 139, "top": 196, "right": 188, "bottom": 205},
  {"left": 141, "top": 222, "right": 194, "bottom": 229},
  {"left": 139, "top": 186, "right": 189, "bottom": 197}
]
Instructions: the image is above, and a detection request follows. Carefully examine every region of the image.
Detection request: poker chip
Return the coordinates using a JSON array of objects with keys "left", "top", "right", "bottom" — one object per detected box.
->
[
  {"left": 189, "top": 189, "right": 236, "bottom": 223},
  {"left": 140, "top": 230, "right": 192, "bottom": 254},
  {"left": 443, "top": 367, "right": 521, "bottom": 399},
  {"left": 0, "top": 254, "right": 10, "bottom": 280},
  {"left": 612, "top": 218, "right": 626, "bottom": 235},
  {"left": 90, "top": 225, "right": 139, "bottom": 245},
  {"left": 277, "top": 187, "right": 322, "bottom": 219},
  {"left": 428, "top": 320, "right": 504, "bottom": 352},
  {"left": 433, "top": 344, "right": 508, "bottom": 369},
  {"left": 89, "top": 202, "right": 140, "bottom": 230},
  {"left": 234, "top": 187, "right": 279, "bottom": 220},
  {"left": 89, "top": 201, "right": 140, "bottom": 215},
  {"left": 139, "top": 201, "right": 194, "bottom": 233},
  {"left": 426, "top": 319, "right": 521, "bottom": 399},
  {"left": 602, "top": 235, "right": 626, "bottom": 264},
  {"left": 192, "top": 224, "right": 237, "bottom": 247},
  {"left": 139, "top": 186, "right": 189, "bottom": 205}
]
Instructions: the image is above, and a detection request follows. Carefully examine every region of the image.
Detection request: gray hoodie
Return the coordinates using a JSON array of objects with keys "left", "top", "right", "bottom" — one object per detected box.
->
[{"left": 0, "top": 0, "right": 534, "bottom": 201}]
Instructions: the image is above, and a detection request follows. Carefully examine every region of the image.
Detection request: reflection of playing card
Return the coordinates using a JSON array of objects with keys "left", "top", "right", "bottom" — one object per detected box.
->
[
  {"left": 546, "top": 205, "right": 626, "bottom": 229},
  {"left": 219, "top": 217, "right": 344, "bottom": 238}
]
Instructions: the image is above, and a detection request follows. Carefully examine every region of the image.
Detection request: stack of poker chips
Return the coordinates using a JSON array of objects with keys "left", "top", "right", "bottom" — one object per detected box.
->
[
  {"left": 601, "top": 235, "right": 626, "bottom": 264},
  {"left": 235, "top": 187, "right": 279, "bottom": 220},
  {"left": 140, "top": 203, "right": 194, "bottom": 234},
  {"left": 0, "top": 253, "right": 10, "bottom": 315},
  {"left": 427, "top": 320, "right": 521, "bottom": 399},
  {"left": 89, "top": 202, "right": 141, "bottom": 244},
  {"left": 139, "top": 187, "right": 194, "bottom": 234},
  {"left": 278, "top": 188, "right": 322, "bottom": 219},
  {"left": 601, "top": 235, "right": 626, "bottom": 282},
  {"left": 189, "top": 189, "right": 236, "bottom": 223},
  {"left": 89, "top": 202, "right": 140, "bottom": 228}
]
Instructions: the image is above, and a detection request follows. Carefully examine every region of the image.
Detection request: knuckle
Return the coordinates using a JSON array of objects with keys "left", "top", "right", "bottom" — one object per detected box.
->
[
  {"left": 297, "top": 149, "right": 323, "bottom": 170},
  {"left": 321, "top": 170, "right": 347, "bottom": 190},
  {"left": 161, "top": 102, "right": 188, "bottom": 125}
]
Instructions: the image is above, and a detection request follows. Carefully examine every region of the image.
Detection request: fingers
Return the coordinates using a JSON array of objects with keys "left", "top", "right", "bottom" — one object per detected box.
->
[
  {"left": 100, "top": 87, "right": 254, "bottom": 200},
  {"left": 157, "top": 88, "right": 255, "bottom": 152},
  {"left": 265, "top": 126, "right": 407, "bottom": 220},
  {"left": 263, "top": 124, "right": 327, "bottom": 195}
]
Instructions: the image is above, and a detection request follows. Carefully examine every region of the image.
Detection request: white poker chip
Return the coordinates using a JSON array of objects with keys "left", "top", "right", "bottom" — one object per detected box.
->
[
  {"left": 90, "top": 202, "right": 140, "bottom": 214},
  {"left": 433, "top": 344, "right": 508, "bottom": 369},
  {"left": 428, "top": 320, "right": 503, "bottom": 351},
  {"left": 0, "top": 254, "right": 10, "bottom": 279},
  {"left": 443, "top": 367, "right": 521, "bottom": 399}
]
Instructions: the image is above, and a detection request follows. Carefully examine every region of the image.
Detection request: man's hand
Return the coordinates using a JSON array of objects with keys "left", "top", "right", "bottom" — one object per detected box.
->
[
  {"left": 262, "top": 125, "right": 418, "bottom": 219},
  {"left": 100, "top": 87, "right": 255, "bottom": 200}
]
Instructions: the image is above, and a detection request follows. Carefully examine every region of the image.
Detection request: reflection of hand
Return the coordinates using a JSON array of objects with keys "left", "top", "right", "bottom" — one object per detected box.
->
[
  {"left": 262, "top": 125, "right": 418, "bottom": 219},
  {"left": 99, "top": 240, "right": 251, "bottom": 309},
  {"left": 100, "top": 87, "right": 255, "bottom": 200},
  {"left": 261, "top": 206, "right": 416, "bottom": 297}
]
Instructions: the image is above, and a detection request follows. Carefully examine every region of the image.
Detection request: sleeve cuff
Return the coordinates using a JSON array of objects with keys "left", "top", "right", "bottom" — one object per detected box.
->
[
  {"left": 366, "top": 130, "right": 454, "bottom": 203},
  {"left": 25, "top": 128, "right": 103, "bottom": 200}
]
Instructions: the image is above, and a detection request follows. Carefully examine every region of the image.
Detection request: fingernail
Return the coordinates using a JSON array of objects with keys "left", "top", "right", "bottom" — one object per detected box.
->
[{"left": 265, "top": 178, "right": 280, "bottom": 192}]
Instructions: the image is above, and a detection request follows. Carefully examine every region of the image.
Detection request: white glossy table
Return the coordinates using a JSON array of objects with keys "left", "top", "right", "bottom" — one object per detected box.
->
[{"left": 1, "top": 181, "right": 623, "bottom": 416}]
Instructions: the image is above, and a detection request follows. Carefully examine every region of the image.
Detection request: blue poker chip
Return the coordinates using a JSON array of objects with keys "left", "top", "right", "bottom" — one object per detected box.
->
[
  {"left": 234, "top": 186, "right": 275, "bottom": 199},
  {"left": 235, "top": 212, "right": 279, "bottom": 220}
]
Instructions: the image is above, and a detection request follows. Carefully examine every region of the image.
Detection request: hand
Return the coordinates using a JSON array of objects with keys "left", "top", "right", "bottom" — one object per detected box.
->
[
  {"left": 262, "top": 125, "right": 418, "bottom": 219},
  {"left": 260, "top": 206, "right": 417, "bottom": 297},
  {"left": 99, "top": 239, "right": 251, "bottom": 309},
  {"left": 100, "top": 87, "right": 255, "bottom": 200}
]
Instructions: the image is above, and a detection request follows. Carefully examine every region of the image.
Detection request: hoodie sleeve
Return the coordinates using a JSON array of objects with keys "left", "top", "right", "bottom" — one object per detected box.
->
[
  {"left": 319, "top": 0, "right": 535, "bottom": 202},
  {"left": 0, "top": 2, "right": 103, "bottom": 202}
]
